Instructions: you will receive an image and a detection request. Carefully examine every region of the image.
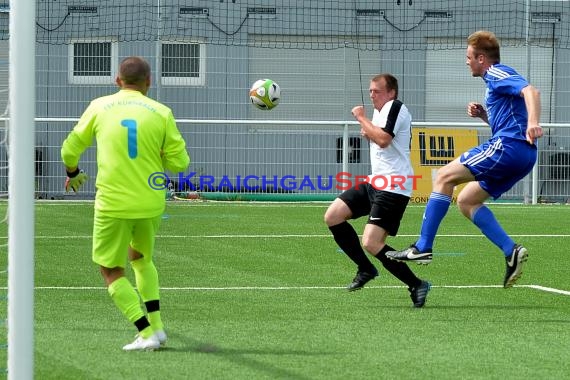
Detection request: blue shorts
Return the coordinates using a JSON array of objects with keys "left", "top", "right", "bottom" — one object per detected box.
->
[{"left": 459, "top": 136, "right": 537, "bottom": 199}]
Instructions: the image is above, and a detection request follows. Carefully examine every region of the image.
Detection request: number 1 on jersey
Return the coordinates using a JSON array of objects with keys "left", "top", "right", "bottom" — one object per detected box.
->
[{"left": 121, "top": 119, "right": 138, "bottom": 158}]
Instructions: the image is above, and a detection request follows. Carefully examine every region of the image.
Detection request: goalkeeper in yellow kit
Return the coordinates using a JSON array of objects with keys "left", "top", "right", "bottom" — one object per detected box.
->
[{"left": 61, "top": 56, "right": 190, "bottom": 351}]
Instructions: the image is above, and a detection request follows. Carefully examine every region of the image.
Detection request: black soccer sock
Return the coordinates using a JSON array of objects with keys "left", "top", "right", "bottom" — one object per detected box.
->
[
  {"left": 374, "top": 245, "right": 422, "bottom": 288},
  {"left": 134, "top": 316, "right": 151, "bottom": 333},
  {"left": 145, "top": 300, "right": 160, "bottom": 313},
  {"left": 329, "top": 222, "right": 375, "bottom": 272}
]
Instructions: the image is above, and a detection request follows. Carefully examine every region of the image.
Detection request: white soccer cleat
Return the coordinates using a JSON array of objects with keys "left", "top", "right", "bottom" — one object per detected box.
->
[
  {"left": 155, "top": 330, "right": 167, "bottom": 346},
  {"left": 122, "top": 333, "right": 161, "bottom": 351}
]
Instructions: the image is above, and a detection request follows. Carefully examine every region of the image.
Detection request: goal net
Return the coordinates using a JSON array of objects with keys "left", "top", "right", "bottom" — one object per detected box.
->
[{"left": 1, "top": 0, "right": 570, "bottom": 202}]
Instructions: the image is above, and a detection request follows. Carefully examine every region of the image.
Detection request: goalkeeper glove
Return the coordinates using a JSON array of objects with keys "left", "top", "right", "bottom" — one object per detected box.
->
[{"left": 65, "top": 168, "right": 88, "bottom": 192}]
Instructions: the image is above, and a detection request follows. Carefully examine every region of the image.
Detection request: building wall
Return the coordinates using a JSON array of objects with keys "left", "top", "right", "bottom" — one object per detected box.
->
[{"left": 4, "top": 0, "right": 570, "bottom": 198}]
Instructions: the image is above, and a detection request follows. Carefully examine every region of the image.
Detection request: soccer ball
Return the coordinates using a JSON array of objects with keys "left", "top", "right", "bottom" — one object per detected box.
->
[{"left": 249, "top": 79, "right": 281, "bottom": 110}]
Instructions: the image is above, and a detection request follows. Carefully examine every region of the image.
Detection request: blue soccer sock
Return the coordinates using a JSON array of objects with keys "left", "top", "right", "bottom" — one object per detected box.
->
[
  {"left": 471, "top": 205, "right": 515, "bottom": 256},
  {"left": 415, "top": 192, "right": 452, "bottom": 252}
]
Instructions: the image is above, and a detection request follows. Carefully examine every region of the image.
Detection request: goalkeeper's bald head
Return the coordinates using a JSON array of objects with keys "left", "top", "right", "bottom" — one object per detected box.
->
[{"left": 117, "top": 56, "right": 151, "bottom": 93}]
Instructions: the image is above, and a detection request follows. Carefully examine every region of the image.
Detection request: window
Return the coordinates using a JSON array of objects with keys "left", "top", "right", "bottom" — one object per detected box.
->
[
  {"left": 0, "top": 6, "right": 8, "bottom": 34},
  {"left": 336, "top": 136, "right": 361, "bottom": 164},
  {"left": 68, "top": 40, "right": 118, "bottom": 84},
  {"left": 0, "top": 40, "right": 7, "bottom": 111},
  {"left": 161, "top": 42, "right": 205, "bottom": 86}
]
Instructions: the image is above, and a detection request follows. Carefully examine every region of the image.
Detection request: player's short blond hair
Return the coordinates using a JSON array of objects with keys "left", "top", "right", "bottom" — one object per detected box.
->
[{"left": 467, "top": 30, "right": 501, "bottom": 63}]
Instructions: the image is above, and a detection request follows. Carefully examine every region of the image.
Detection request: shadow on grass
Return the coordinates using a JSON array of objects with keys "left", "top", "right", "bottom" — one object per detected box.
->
[
  {"left": 159, "top": 332, "right": 338, "bottom": 380},
  {"left": 425, "top": 304, "right": 562, "bottom": 310}
]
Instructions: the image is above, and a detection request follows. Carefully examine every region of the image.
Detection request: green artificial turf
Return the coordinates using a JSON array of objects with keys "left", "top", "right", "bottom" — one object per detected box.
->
[{"left": 2, "top": 201, "right": 569, "bottom": 379}]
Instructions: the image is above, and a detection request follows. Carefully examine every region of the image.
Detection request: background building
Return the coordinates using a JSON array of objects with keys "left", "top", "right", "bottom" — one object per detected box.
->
[{"left": 1, "top": 0, "right": 569, "bottom": 201}]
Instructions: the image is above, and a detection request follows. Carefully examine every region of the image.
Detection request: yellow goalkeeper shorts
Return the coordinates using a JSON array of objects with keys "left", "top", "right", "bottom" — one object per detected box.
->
[{"left": 92, "top": 211, "right": 162, "bottom": 268}]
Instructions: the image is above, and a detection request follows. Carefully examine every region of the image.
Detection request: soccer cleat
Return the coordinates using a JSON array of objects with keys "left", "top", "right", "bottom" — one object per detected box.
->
[
  {"left": 122, "top": 333, "right": 161, "bottom": 351},
  {"left": 409, "top": 280, "right": 431, "bottom": 308},
  {"left": 155, "top": 330, "right": 167, "bottom": 346},
  {"left": 386, "top": 245, "right": 433, "bottom": 265},
  {"left": 504, "top": 244, "right": 528, "bottom": 288},
  {"left": 346, "top": 268, "right": 379, "bottom": 291}
]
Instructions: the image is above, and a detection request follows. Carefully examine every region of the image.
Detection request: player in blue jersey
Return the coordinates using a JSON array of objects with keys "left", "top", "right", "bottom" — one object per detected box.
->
[{"left": 387, "top": 30, "right": 543, "bottom": 288}]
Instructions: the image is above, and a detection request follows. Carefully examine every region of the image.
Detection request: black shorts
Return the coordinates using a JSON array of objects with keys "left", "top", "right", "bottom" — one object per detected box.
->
[{"left": 338, "top": 183, "right": 410, "bottom": 236}]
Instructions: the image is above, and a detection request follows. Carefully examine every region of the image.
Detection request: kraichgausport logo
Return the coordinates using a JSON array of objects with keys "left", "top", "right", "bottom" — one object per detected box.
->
[{"left": 148, "top": 172, "right": 421, "bottom": 192}]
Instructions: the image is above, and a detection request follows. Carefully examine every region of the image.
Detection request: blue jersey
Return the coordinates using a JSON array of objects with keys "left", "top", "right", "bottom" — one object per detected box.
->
[{"left": 483, "top": 64, "right": 529, "bottom": 141}]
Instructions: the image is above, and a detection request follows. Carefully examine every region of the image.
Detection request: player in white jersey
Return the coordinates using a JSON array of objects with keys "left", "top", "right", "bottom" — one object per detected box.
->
[
  {"left": 324, "top": 73, "right": 431, "bottom": 308},
  {"left": 367, "top": 95, "right": 415, "bottom": 198}
]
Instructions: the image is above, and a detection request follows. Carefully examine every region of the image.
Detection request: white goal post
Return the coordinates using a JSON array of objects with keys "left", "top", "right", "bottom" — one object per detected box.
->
[{"left": 8, "top": 0, "right": 35, "bottom": 379}]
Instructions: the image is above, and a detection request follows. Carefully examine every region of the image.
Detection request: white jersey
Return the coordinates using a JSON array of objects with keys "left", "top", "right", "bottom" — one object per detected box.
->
[{"left": 368, "top": 99, "right": 414, "bottom": 197}]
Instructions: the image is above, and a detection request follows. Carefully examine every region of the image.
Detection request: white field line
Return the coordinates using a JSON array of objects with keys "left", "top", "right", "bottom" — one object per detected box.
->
[
  {"left": 27, "top": 201, "right": 567, "bottom": 208},
  {"left": 23, "top": 234, "right": 570, "bottom": 240},
  {"left": 11, "top": 284, "right": 569, "bottom": 295},
  {"left": 23, "top": 233, "right": 570, "bottom": 239},
  {"left": 525, "top": 285, "right": 570, "bottom": 296}
]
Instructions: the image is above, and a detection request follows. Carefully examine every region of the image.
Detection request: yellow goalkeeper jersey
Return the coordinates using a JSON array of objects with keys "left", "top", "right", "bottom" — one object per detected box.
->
[{"left": 61, "top": 89, "right": 190, "bottom": 218}]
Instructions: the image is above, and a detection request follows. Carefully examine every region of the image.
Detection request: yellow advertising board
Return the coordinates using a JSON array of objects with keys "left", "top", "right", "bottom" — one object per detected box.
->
[{"left": 410, "top": 128, "right": 479, "bottom": 203}]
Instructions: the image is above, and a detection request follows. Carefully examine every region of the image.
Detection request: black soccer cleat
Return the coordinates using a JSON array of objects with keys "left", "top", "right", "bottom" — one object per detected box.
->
[
  {"left": 409, "top": 280, "right": 431, "bottom": 308},
  {"left": 386, "top": 245, "right": 433, "bottom": 265},
  {"left": 346, "top": 269, "right": 379, "bottom": 292},
  {"left": 504, "top": 244, "right": 528, "bottom": 288}
]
